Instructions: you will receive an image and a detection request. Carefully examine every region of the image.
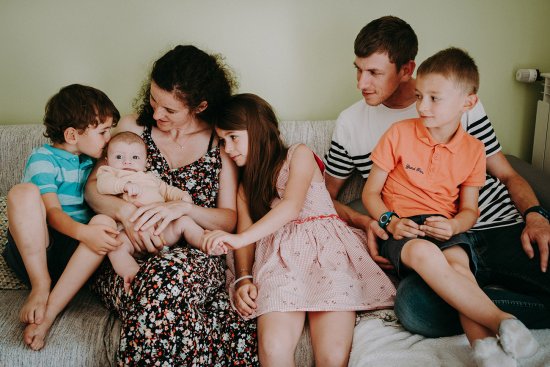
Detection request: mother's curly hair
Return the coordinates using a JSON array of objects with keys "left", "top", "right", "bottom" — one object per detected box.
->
[{"left": 134, "top": 45, "right": 237, "bottom": 127}]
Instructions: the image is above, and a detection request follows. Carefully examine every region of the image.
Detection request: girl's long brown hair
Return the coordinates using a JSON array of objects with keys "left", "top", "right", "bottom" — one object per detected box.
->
[{"left": 216, "top": 94, "right": 288, "bottom": 222}]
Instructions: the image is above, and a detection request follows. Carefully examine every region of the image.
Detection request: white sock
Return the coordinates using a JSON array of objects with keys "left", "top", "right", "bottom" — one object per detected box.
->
[
  {"left": 499, "top": 318, "right": 539, "bottom": 359},
  {"left": 473, "top": 337, "right": 517, "bottom": 367}
]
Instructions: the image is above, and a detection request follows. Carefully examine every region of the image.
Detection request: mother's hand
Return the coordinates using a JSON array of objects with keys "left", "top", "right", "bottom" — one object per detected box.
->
[
  {"left": 130, "top": 200, "right": 193, "bottom": 235},
  {"left": 119, "top": 202, "right": 164, "bottom": 255}
]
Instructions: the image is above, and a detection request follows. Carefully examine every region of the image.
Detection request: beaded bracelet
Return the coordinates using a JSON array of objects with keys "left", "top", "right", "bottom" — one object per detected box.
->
[{"left": 232, "top": 275, "right": 253, "bottom": 288}]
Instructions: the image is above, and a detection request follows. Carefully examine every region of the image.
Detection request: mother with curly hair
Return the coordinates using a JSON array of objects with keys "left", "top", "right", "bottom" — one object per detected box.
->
[{"left": 85, "top": 45, "right": 258, "bottom": 366}]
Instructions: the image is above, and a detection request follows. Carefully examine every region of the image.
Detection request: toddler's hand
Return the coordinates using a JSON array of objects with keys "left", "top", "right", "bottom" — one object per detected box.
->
[{"left": 124, "top": 182, "right": 141, "bottom": 197}]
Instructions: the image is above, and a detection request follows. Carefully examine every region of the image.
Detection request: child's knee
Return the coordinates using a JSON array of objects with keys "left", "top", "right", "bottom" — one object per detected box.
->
[
  {"left": 8, "top": 183, "right": 40, "bottom": 204},
  {"left": 89, "top": 214, "right": 117, "bottom": 228},
  {"left": 401, "top": 239, "right": 439, "bottom": 268},
  {"left": 258, "top": 334, "right": 295, "bottom": 361}
]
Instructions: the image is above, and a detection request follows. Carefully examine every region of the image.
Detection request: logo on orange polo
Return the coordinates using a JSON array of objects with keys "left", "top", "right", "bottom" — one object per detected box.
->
[{"left": 405, "top": 163, "right": 424, "bottom": 174}]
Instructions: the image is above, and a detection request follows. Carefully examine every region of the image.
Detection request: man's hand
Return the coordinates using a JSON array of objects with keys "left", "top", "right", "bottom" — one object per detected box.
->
[
  {"left": 521, "top": 214, "right": 550, "bottom": 272},
  {"left": 361, "top": 216, "right": 393, "bottom": 270}
]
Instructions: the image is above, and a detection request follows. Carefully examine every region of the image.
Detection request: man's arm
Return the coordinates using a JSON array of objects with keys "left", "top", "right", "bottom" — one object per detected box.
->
[
  {"left": 325, "top": 173, "right": 393, "bottom": 269},
  {"left": 326, "top": 174, "right": 372, "bottom": 229},
  {"left": 487, "top": 151, "right": 550, "bottom": 272}
]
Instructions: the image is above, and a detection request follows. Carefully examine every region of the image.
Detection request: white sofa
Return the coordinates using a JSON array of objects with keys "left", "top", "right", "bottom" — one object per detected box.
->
[{"left": 0, "top": 122, "right": 549, "bottom": 366}]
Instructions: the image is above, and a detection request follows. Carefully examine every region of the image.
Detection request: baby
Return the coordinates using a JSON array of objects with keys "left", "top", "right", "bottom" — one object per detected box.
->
[{"left": 97, "top": 132, "right": 212, "bottom": 291}]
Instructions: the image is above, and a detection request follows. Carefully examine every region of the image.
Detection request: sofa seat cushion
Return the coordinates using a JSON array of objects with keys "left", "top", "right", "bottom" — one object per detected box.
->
[{"left": 0, "top": 289, "right": 120, "bottom": 366}]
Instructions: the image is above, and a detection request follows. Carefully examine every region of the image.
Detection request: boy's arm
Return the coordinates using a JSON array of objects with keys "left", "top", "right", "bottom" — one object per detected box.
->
[
  {"left": 41, "top": 193, "right": 119, "bottom": 254},
  {"left": 362, "top": 164, "right": 391, "bottom": 222},
  {"left": 42, "top": 193, "right": 86, "bottom": 239},
  {"left": 450, "top": 186, "right": 480, "bottom": 233}
]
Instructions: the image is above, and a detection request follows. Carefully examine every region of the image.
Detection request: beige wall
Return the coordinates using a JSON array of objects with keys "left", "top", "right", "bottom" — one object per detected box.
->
[{"left": 1, "top": 0, "right": 549, "bottom": 161}]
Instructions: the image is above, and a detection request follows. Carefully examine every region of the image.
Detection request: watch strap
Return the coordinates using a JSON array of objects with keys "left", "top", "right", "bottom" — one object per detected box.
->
[
  {"left": 524, "top": 205, "right": 549, "bottom": 221},
  {"left": 378, "top": 211, "right": 399, "bottom": 229}
]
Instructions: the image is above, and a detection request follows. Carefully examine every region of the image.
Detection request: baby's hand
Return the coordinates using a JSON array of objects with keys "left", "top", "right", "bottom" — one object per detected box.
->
[
  {"left": 201, "top": 230, "right": 246, "bottom": 254},
  {"left": 207, "top": 241, "right": 228, "bottom": 256},
  {"left": 420, "top": 216, "right": 455, "bottom": 241},
  {"left": 124, "top": 182, "right": 141, "bottom": 197}
]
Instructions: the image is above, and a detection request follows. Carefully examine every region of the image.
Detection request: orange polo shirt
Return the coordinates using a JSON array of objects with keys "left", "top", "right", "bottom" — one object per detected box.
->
[{"left": 371, "top": 118, "right": 486, "bottom": 218}]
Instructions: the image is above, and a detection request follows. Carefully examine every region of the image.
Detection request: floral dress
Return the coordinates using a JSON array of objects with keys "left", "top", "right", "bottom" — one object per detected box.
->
[{"left": 92, "top": 126, "right": 258, "bottom": 366}]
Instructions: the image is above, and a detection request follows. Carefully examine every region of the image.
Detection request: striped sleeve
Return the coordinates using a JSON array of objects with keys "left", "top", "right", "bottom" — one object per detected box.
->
[
  {"left": 324, "top": 119, "right": 355, "bottom": 179},
  {"left": 464, "top": 102, "right": 501, "bottom": 157},
  {"left": 22, "top": 150, "right": 59, "bottom": 194}
]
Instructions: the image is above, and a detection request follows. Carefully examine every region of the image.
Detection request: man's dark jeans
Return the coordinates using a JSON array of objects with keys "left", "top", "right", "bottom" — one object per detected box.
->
[{"left": 394, "top": 223, "right": 550, "bottom": 337}]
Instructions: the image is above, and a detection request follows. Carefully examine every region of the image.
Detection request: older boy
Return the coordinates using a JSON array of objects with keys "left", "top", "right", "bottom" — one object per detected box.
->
[
  {"left": 3, "top": 84, "right": 120, "bottom": 350},
  {"left": 364, "top": 47, "right": 537, "bottom": 365},
  {"left": 324, "top": 16, "right": 550, "bottom": 336}
]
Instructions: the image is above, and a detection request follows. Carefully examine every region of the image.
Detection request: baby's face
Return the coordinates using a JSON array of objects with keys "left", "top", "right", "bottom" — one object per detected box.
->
[{"left": 106, "top": 141, "right": 147, "bottom": 172}]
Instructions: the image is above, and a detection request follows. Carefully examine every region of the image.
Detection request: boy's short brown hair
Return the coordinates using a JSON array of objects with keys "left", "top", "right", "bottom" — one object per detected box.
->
[
  {"left": 417, "top": 47, "right": 479, "bottom": 94},
  {"left": 354, "top": 16, "right": 418, "bottom": 71},
  {"left": 43, "top": 84, "right": 120, "bottom": 144}
]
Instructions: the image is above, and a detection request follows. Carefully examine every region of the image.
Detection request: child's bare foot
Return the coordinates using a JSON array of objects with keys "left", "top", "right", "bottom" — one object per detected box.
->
[
  {"left": 23, "top": 313, "right": 54, "bottom": 351},
  {"left": 20, "top": 285, "right": 50, "bottom": 324},
  {"left": 120, "top": 263, "right": 139, "bottom": 293}
]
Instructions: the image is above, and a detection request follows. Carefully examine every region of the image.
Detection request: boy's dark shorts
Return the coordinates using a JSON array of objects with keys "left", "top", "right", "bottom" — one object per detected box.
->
[
  {"left": 2, "top": 228, "right": 79, "bottom": 286},
  {"left": 380, "top": 214, "right": 478, "bottom": 279}
]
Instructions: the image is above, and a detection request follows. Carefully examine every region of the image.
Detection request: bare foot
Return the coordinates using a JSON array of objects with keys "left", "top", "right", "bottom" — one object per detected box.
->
[
  {"left": 123, "top": 273, "right": 136, "bottom": 294},
  {"left": 121, "top": 263, "right": 139, "bottom": 293},
  {"left": 23, "top": 314, "right": 54, "bottom": 351},
  {"left": 20, "top": 286, "right": 50, "bottom": 324}
]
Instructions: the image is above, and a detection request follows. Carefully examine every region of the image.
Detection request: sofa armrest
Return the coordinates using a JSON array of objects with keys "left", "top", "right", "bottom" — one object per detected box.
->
[{"left": 506, "top": 154, "right": 550, "bottom": 209}]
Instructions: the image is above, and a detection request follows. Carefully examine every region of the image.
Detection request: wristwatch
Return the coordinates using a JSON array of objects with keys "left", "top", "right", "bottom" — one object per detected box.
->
[
  {"left": 378, "top": 211, "right": 399, "bottom": 230},
  {"left": 523, "top": 205, "right": 549, "bottom": 222}
]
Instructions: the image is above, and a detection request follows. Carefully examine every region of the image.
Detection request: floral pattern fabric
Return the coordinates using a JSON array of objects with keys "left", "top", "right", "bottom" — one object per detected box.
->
[{"left": 92, "top": 126, "right": 258, "bottom": 366}]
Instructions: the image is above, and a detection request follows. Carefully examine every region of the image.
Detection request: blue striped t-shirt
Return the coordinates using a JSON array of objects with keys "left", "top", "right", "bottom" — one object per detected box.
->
[{"left": 22, "top": 144, "right": 95, "bottom": 224}]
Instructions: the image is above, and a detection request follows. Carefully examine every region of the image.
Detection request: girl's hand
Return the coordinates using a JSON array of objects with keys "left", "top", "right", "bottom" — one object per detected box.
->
[
  {"left": 130, "top": 201, "right": 193, "bottom": 235},
  {"left": 79, "top": 224, "right": 121, "bottom": 255},
  {"left": 420, "top": 216, "right": 455, "bottom": 241},
  {"left": 233, "top": 280, "right": 257, "bottom": 317},
  {"left": 201, "top": 230, "right": 246, "bottom": 254},
  {"left": 388, "top": 218, "right": 425, "bottom": 240}
]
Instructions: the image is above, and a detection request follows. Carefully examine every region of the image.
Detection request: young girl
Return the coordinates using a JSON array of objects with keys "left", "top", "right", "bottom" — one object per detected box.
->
[{"left": 201, "top": 93, "right": 395, "bottom": 367}]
